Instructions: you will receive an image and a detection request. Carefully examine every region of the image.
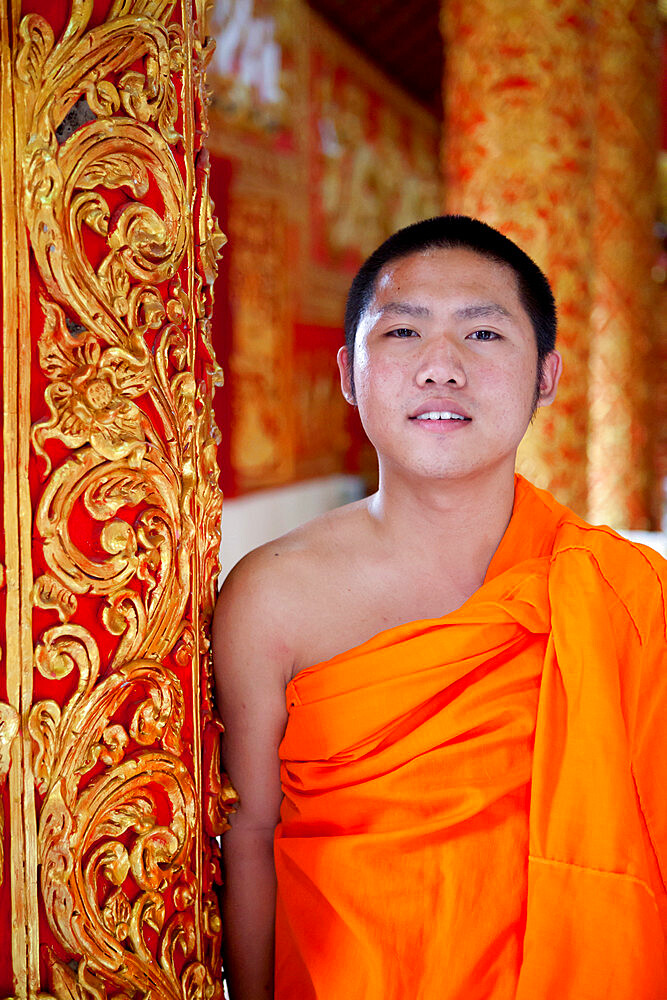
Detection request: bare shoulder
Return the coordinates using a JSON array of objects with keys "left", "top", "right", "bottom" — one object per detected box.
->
[{"left": 213, "top": 497, "right": 370, "bottom": 680}]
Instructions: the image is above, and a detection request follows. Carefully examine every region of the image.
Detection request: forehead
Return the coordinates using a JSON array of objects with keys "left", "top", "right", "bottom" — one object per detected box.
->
[{"left": 372, "top": 247, "right": 522, "bottom": 306}]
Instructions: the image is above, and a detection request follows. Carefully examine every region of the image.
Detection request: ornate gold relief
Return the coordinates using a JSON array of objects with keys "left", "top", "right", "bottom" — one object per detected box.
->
[{"left": 4, "top": 0, "right": 235, "bottom": 996}]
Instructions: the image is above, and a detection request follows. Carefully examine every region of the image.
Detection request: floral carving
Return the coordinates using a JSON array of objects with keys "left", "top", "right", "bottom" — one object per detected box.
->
[
  {"left": 14, "top": 0, "right": 235, "bottom": 997},
  {"left": 33, "top": 298, "right": 150, "bottom": 472}
]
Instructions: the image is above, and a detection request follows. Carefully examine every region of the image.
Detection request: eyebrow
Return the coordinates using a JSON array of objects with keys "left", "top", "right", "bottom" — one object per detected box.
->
[
  {"left": 377, "top": 302, "right": 432, "bottom": 318},
  {"left": 453, "top": 303, "right": 513, "bottom": 320},
  {"left": 376, "top": 301, "right": 514, "bottom": 321}
]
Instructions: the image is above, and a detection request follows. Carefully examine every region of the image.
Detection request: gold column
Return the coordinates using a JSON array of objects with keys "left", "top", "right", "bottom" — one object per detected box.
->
[
  {"left": 0, "top": 1, "right": 235, "bottom": 997},
  {"left": 587, "top": 1, "right": 661, "bottom": 529},
  {"left": 1, "top": 0, "right": 37, "bottom": 990},
  {"left": 442, "top": 0, "right": 596, "bottom": 514}
]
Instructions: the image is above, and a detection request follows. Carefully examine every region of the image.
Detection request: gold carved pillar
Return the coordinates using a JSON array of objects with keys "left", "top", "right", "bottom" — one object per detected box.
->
[
  {"left": 442, "top": 0, "right": 596, "bottom": 514},
  {"left": 587, "top": 1, "right": 661, "bottom": 529},
  {"left": 0, "top": 0, "right": 235, "bottom": 997}
]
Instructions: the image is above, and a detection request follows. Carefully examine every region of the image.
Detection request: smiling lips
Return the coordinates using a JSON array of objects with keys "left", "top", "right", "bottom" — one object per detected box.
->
[
  {"left": 414, "top": 411, "right": 468, "bottom": 421},
  {"left": 409, "top": 402, "right": 472, "bottom": 427},
  {"left": 409, "top": 396, "right": 472, "bottom": 427}
]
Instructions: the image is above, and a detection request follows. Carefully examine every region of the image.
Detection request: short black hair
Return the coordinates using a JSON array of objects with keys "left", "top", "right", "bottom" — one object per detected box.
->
[{"left": 343, "top": 215, "right": 557, "bottom": 395}]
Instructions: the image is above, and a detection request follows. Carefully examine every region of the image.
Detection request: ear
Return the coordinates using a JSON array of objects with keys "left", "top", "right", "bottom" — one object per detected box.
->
[
  {"left": 337, "top": 345, "right": 355, "bottom": 405},
  {"left": 536, "top": 350, "right": 562, "bottom": 407}
]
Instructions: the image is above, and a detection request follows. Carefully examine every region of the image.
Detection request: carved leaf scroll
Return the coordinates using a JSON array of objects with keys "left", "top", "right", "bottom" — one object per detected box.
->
[{"left": 17, "top": 0, "right": 235, "bottom": 996}]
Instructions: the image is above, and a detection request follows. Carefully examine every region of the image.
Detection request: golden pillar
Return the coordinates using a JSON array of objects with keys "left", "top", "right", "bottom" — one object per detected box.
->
[
  {"left": 0, "top": 1, "right": 235, "bottom": 997},
  {"left": 587, "top": 1, "right": 661, "bottom": 529},
  {"left": 442, "top": 0, "right": 597, "bottom": 514}
]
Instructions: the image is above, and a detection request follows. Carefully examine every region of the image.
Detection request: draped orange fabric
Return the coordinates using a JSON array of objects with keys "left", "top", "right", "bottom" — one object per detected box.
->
[{"left": 274, "top": 477, "right": 667, "bottom": 999}]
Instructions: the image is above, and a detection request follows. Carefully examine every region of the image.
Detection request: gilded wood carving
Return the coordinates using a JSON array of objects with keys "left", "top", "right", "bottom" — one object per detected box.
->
[{"left": 1, "top": 0, "right": 235, "bottom": 996}]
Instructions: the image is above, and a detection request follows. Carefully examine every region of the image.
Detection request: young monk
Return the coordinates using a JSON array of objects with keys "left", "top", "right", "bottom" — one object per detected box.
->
[{"left": 213, "top": 216, "right": 667, "bottom": 1000}]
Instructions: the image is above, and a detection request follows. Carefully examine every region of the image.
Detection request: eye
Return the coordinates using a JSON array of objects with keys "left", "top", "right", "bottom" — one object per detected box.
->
[
  {"left": 386, "top": 327, "right": 418, "bottom": 338},
  {"left": 467, "top": 329, "right": 500, "bottom": 341}
]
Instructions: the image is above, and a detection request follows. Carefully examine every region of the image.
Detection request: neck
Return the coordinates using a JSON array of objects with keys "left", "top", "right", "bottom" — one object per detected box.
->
[{"left": 367, "top": 464, "right": 517, "bottom": 592}]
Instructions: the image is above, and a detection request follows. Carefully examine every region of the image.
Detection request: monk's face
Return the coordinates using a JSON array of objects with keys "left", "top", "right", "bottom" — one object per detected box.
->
[{"left": 337, "top": 247, "right": 561, "bottom": 484}]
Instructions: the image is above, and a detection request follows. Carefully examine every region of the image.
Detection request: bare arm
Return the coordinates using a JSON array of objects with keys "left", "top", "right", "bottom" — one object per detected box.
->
[{"left": 213, "top": 553, "right": 293, "bottom": 1000}]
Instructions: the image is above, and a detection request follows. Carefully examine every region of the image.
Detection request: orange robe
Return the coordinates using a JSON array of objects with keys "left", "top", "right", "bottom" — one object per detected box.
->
[{"left": 274, "top": 476, "right": 667, "bottom": 999}]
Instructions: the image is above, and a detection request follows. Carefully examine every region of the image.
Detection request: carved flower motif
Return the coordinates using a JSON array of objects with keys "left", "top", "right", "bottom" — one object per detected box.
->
[
  {"left": 33, "top": 335, "right": 151, "bottom": 472},
  {"left": 59, "top": 360, "right": 146, "bottom": 463}
]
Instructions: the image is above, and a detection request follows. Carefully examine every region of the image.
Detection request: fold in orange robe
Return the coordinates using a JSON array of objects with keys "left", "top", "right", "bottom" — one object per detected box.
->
[{"left": 274, "top": 477, "right": 667, "bottom": 999}]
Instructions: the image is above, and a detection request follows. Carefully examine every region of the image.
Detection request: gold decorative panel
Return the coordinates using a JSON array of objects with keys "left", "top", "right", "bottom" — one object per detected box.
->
[
  {"left": 442, "top": 0, "right": 663, "bottom": 524},
  {"left": 587, "top": 0, "right": 661, "bottom": 529},
  {"left": 0, "top": 0, "right": 235, "bottom": 996},
  {"left": 227, "top": 194, "right": 295, "bottom": 491}
]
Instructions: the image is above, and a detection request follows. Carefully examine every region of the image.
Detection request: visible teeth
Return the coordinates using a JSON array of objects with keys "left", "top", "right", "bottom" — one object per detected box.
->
[{"left": 415, "top": 411, "right": 467, "bottom": 421}]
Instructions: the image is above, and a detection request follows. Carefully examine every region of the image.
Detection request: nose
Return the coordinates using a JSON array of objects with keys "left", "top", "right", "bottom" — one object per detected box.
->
[{"left": 415, "top": 337, "right": 467, "bottom": 388}]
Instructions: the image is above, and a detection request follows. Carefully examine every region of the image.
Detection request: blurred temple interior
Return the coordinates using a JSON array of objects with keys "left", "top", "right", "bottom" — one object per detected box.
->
[{"left": 206, "top": 0, "right": 667, "bottom": 577}]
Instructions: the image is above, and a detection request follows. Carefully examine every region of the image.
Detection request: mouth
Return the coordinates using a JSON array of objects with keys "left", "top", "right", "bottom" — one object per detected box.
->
[{"left": 412, "top": 411, "right": 470, "bottom": 423}]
